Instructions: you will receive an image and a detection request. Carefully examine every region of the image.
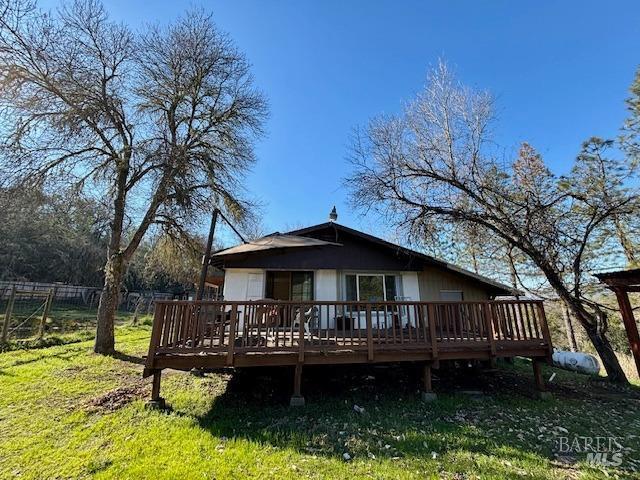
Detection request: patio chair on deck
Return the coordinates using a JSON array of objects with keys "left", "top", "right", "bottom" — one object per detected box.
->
[
  {"left": 243, "top": 304, "right": 279, "bottom": 346},
  {"left": 292, "top": 306, "right": 318, "bottom": 336}
]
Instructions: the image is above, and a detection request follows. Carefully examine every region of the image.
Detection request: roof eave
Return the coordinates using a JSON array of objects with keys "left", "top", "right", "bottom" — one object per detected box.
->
[{"left": 287, "top": 222, "right": 515, "bottom": 295}]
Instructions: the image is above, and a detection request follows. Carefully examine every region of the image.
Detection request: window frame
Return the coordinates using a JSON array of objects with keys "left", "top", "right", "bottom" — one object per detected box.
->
[
  {"left": 345, "top": 273, "right": 400, "bottom": 301},
  {"left": 439, "top": 289, "right": 464, "bottom": 301},
  {"left": 265, "top": 270, "right": 315, "bottom": 301}
]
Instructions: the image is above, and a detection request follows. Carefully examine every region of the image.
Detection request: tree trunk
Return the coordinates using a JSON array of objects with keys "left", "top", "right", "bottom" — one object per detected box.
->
[
  {"left": 540, "top": 267, "right": 628, "bottom": 384},
  {"left": 582, "top": 321, "right": 628, "bottom": 383},
  {"left": 94, "top": 254, "right": 124, "bottom": 354},
  {"left": 93, "top": 158, "right": 166, "bottom": 355},
  {"left": 565, "top": 296, "right": 628, "bottom": 383},
  {"left": 94, "top": 160, "right": 129, "bottom": 355}
]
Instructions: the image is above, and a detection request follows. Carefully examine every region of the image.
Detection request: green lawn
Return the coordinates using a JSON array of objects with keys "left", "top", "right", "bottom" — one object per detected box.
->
[
  {"left": 1, "top": 327, "right": 639, "bottom": 479},
  {"left": 0, "top": 304, "right": 150, "bottom": 351}
]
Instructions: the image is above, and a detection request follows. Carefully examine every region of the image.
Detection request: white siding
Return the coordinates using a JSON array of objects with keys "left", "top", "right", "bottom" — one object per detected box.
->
[
  {"left": 399, "top": 272, "right": 421, "bottom": 327},
  {"left": 400, "top": 272, "right": 420, "bottom": 301},
  {"left": 315, "top": 270, "right": 338, "bottom": 300},
  {"left": 223, "top": 269, "right": 265, "bottom": 301},
  {"left": 315, "top": 270, "right": 338, "bottom": 328}
]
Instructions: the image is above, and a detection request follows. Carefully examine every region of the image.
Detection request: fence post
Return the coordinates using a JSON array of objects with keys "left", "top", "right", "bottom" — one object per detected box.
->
[
  {"left": 132, "top": 296, "right": 144, "bottom": 326},
  {"left": 38, "top": 288, "right": 54, "bottom": 340},
  {"left": 1, "top": 285, "right": 17, "bottom": 343}
]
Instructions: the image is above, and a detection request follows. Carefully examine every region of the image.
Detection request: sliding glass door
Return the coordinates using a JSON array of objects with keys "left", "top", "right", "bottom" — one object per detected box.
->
[{"left": 265, "top": 271, "right": 314, "bottom": 301}]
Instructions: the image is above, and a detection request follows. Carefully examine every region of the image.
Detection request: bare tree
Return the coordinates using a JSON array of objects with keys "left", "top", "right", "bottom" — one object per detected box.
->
[
  {"left": 0, "top": 0, "right": 267, "bottom": 353},
  {"left": 348, "top": 61, "right": 640, "bottom": 383}
]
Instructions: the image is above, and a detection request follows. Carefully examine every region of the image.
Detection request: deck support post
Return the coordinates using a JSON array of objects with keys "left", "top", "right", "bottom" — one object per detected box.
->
[
  {"left": 483, "top": 303, "right": 497, "bottom": 369},
  {"left": 532, "top": 359, "right": 552, "bottom": 400},
  {"left": 420, "top": 362, "right": 437, "bottom": 402},
  {"left": 147, "top": 370, "right": 166, "bottom": 409},
  {"left": 290, "top": 363, "right": 305, "bottom": 407},
  {"left": 612, "top": 288, "right": 640, "bottom": 378}
]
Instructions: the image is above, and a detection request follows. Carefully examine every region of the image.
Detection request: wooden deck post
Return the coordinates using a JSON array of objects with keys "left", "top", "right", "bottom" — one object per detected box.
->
[
  {"left": 612, "top": 288, "right": 640, "bottom": 378},
  {"left": 420, "top": 362, "right": 437, "bottom": 402},
  {"left": 483, "top": 303, "right": 497, "bottom": 368},
  {"left": 535, "top": 302, "right": 554, "bottom": 363},
  {"left": 532, "top": 359, "right": 552, "bottom": 400},
  {"left": 290, "top": 363, "right": 305, "bottom": 407},
  {"left": 147, "top": 370, "right": 166, "bottom": 409}
]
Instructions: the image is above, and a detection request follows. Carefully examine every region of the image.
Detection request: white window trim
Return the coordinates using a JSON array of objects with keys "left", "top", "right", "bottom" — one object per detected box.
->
[{"left": 349, "top": 273, "right": 402, "bottom": 301}]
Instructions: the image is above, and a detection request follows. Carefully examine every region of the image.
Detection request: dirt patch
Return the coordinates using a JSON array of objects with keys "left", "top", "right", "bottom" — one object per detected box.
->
[{"left": 86, "top": 382, "right": 148, "bottom": 412}]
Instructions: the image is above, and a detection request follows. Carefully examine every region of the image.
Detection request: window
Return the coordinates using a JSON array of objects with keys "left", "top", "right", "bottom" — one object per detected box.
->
[
  {"left": 266, "top": 271, "right": 290, "bottom": 300},
  {"left": 345, "top": 274, "right": 399, "bottom": 301},
  {"left": 345, "top": 275, "right": 357, "bottom": 301},
  {"left": 384, "top": 275, "right": 398, "bottom": 300},
  {"left": 265, "top": 271, "right": 314, "bottom": 301},
  {"left": 440, "top": 290, "right": 463, "bottom": 301},
  {"left": 291, "top": 272, "right": 314, "bottom": 301},
  {"left": 358, "top": 275, "right": 384, "bottom": 301}
]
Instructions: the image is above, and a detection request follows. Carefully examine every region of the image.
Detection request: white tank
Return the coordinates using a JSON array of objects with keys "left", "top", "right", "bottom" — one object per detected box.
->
[{"left": 552, "top": 348, "right": 600, "bottom": 375}]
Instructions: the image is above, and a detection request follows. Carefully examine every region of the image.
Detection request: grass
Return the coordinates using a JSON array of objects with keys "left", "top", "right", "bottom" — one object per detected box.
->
[
  {"left": 1, "top": 327, "right": 639, "bottom": 479},
  {"left": 616, "top": 352, "right": 640, "bottom": 383},
  {"left": 0, "top": 302, "right": 150, "bottom": 352}
]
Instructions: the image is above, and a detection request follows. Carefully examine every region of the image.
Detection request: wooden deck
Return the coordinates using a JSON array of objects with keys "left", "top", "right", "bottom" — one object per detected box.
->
[{"left": 143, "top": 300, "right": 553, "bottom": 405}]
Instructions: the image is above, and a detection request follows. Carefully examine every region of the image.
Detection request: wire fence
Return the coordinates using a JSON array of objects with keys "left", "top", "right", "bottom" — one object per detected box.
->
[{"left": 0, "top": 281, "right": 200, "bottom": 342}]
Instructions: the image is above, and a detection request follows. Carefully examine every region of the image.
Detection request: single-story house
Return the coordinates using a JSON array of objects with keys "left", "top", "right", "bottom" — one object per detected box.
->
[
  {"left": 144, "top": 218, "right": 553, "bottom": 407},
  {"left": 212, "top": 220, "right": 512, "bottom": 307}
]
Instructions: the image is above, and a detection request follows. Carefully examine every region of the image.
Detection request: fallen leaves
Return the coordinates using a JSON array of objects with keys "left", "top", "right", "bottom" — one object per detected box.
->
[{"left": 85, "top": 383, "right": 147, "bottom": 412}]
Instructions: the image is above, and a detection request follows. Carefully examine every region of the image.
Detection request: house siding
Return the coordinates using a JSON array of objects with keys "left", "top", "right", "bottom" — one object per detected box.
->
[
  {"left": 400, "top": 272, "right": 421, "bottom": 301},
  {"left": 223, "top": 269, "right": 265, "bottom": 301},
  {"left": 418, "top": 266, "right": 492, "bottom": 301},
  {"left": 315, "top": 269, "right": 337, "bottom": 329},
  {"left": 315, "top": 269, "right": 338, "bottom": 301},
  {"left": 224, "top": 267, "right": 492, "bottom": 303}
]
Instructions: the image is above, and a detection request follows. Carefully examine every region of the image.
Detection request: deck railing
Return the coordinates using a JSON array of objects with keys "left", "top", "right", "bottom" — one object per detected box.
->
[{"left": 146, "top": 300, "right": 552, "bottom": 365}]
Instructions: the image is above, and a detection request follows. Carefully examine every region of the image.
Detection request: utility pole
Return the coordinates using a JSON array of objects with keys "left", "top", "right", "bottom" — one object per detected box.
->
[
  {"left": 195, "top": 207, "right": 247, "bottom": 301},
  {"left": 196, "top": 209, "right": 219, "bottom": 301}
]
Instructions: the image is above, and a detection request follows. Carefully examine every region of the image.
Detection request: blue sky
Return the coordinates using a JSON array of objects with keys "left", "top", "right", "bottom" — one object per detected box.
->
[{"left": 50, "top": 1, "right": 640, "bottom": 242}]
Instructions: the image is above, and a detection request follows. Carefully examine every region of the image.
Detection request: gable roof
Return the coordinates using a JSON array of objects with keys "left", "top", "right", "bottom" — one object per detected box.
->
[
  {"left": 212, "top": 234, "right": 341, "bottom": 257},
  {"left": 212, "top": 221, "right": 513, "bottom": 295},
  {"left": 285, "top": 222, "right": 514, "bottom": 295}
]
